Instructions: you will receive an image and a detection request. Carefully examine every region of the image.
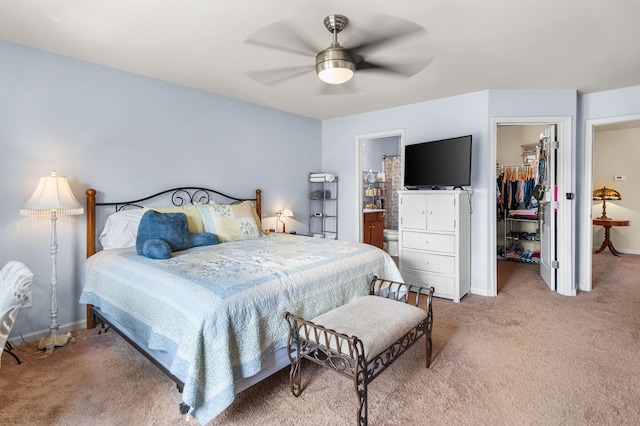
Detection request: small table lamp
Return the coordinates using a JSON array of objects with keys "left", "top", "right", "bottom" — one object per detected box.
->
[
  {"left": 20, "top": 171, "right": 84, "bottom": 353},
  {"left": 276, "top": 209, "right": 293, "bottom": 233},
  {"left": 592, "top": 186, "right": 621, "bottom": 220}
]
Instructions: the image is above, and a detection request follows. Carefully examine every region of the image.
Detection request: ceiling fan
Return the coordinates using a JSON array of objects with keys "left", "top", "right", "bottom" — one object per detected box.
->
[{"left": 245, "top": 14, "right": 430, "bottom": 90}]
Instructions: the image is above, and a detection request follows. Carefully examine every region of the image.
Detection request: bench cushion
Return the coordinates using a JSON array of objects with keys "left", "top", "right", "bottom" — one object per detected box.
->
[{"left": 307, "top": 295, "right": 428, "bottom": 361}]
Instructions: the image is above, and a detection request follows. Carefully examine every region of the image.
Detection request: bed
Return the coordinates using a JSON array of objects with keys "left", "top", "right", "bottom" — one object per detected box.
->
[{"left": 80, "top": 186, "right": 402, "bottom": 425}]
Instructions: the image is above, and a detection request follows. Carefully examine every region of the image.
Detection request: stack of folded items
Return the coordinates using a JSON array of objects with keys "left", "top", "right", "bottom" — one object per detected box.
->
[
  {"left": 310, "top": 173, "right": 335, "bottom": 182},
  {"left": 508, "top": 209, "right": 538, "bottom": 219}
]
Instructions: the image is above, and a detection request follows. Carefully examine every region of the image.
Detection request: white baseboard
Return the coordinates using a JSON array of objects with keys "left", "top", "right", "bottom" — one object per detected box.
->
[{"left": 470, "top": 287, "right": 493, "bottom": 297}]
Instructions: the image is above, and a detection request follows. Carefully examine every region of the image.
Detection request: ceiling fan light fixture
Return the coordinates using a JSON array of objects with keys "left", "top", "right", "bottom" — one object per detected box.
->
[
  {"left": 317, "top": 60, "right": 355, "bottom": 84},
  {"left": 316, "top": 47, "right": 355, "bottom": 84}
]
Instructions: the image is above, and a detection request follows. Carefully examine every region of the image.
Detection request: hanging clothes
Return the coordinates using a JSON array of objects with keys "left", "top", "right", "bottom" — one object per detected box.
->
[{"left": 496, "top": 165, "right": 537, "bottom": 218}]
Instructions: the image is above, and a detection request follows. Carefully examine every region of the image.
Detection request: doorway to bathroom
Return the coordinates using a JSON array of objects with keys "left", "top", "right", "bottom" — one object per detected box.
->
[{"left": 356, "top": 129, "right": 405, "bottom": 260}]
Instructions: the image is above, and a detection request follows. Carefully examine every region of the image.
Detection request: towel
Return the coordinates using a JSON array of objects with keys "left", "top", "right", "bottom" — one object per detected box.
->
[{"left": 310, "top": 173, "right": 335, "bottom": 182}]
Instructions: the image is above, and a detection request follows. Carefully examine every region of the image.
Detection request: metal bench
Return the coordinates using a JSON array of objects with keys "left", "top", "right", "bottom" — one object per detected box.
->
[{"left": 284, "top": 276, "right": 434, "bottom": 426}]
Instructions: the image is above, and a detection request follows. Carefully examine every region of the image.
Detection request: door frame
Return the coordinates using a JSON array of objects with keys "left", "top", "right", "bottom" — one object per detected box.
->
[
  {"left": 579, "top": 113, "right": 640, "bottom": 292},
  {"left": 490, "top": 116, "right": 574, "bottom": 297},
  {"left": 355, "top": 129, "right": 405, "bottom": 243}
]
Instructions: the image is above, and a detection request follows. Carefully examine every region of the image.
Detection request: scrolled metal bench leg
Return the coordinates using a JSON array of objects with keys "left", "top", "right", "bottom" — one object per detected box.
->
[
  {"left": 284, "top": 312, "right": 303, "bottom": 397},
  {"left": 354, "top": 343, "right": 368, "bottom": 426},
  {"left": 290, "top": 352, "right": 302, "bottom": 397},
  {"left": 425, "top": 286, "right": 434, "bottom": 368},
  {"left": 420, "top": 318, "right": 433, "bottom": 368},
  {"left": 356, "top": 375, "right": 368, "bottom": 425}
]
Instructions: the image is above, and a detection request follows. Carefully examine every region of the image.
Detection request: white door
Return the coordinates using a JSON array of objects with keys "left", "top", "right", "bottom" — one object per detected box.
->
[{"left": 538, "top": 125, "right": 557, "bottom": 291}]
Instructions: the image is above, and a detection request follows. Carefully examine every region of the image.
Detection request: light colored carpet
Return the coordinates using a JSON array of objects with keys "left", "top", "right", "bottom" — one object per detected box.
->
[{"left": 2, "top": 254, "right": 639, "bottom": 425}]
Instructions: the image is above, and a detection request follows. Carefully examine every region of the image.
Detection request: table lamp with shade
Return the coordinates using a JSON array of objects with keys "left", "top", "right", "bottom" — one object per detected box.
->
[
  {"left": 20, "top": 171, "right": 84, "bottom": 353},
  {"left": 276, "top": 209, "right": 293, "bottom": 233},
  {"left": 592, "top": 186, "right": 621, "bottom": 220}
]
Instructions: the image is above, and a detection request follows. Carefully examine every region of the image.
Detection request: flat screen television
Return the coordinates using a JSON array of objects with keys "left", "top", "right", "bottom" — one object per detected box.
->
[{"left": 404, "top": 135, "right": 472, "bottom": 189}]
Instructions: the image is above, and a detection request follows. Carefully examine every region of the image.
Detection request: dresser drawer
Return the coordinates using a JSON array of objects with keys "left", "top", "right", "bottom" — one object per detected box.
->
[
  {"left": 402, "top": 250, "right": 454, "bottom": 274},
  {"left": 401, "top": 269, "right": 456, "bottom": 299},
  {"left": 401, "top": 231, "right": 454, "bottom": 253}
]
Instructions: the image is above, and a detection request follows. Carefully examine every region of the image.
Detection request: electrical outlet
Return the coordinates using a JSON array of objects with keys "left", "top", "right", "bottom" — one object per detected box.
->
[
  {"left": 614, "top": 175, "right": 625, "bottom": 181},
  {"left": 23, "top": 290, "right": 32, "bottom": 308}
]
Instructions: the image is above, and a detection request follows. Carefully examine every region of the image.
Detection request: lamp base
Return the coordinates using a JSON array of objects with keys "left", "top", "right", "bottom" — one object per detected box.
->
[{"left": 38, "top": 332, "right": 75, "bottom": 353}]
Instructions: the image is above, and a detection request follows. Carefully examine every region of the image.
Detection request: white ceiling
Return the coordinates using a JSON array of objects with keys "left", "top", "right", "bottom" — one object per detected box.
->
[{"left": 2, "top": 0, "right": 640, "bottom": 120}]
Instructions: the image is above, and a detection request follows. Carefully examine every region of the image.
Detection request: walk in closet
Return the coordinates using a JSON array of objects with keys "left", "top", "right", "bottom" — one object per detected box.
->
[{"left": 496, "top": 125, "right": 548, "bottom": 265}]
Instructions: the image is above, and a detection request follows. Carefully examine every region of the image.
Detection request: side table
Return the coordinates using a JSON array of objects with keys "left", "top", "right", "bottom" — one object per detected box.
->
[{"left": 593, "top": 218, "right": 630, "bottom": 256}]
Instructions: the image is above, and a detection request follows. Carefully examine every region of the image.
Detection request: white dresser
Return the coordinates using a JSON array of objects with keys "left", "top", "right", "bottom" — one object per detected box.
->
[{"left": 399, "top": 190, "right": 470, "bottom": 302}]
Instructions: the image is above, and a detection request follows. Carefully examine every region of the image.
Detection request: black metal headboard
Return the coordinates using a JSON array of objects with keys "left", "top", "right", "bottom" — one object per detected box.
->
[{"left": 86, "top": 187, "right": 262, "bottom": 257}]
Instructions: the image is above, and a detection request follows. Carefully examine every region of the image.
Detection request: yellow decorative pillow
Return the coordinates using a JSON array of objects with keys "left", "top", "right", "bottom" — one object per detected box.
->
[
  {"left": 143, "top": 205, "right": 204, "bottom": 233},
  {"left": 196, "top": 201, "right": 262, "bottom": 242}
]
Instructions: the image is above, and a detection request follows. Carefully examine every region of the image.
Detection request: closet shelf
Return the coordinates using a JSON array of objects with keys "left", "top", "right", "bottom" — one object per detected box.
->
[{"left": 503, "top": 216, "right": 540, "bottom": 264}]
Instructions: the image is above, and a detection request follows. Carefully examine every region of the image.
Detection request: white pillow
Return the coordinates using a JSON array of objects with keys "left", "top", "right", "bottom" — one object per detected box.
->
[{"left": 99, "top": 209, "right": 144, "bottom": 249}]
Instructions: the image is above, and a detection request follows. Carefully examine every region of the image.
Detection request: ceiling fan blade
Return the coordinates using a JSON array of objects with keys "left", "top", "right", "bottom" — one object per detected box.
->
[
  {"left": 345, "top": 17, "right": 427, "bottom": 56},
  {"left": 244, "top": 20, "right": 318, "bottom": 57},
  {"left": 246, "top": 65, "right": 313, "bottom": 86},
  {"left": 355, "top": 60, "right": 385, "bottom": 71},
  {"left": 356, "top": 58, "right": 434, "bottom": 78}
]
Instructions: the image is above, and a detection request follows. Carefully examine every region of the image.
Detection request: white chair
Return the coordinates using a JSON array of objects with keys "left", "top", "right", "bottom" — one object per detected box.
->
[{"left": 0, "top": 261, "right": 34, "bottom": 367}]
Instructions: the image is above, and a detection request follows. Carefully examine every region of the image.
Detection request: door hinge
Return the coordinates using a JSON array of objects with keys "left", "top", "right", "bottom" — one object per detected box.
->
[
  {"left": 552, "top": 260, "right": 559, "bottom": 269},
  {"left": 551, "top": 141, "right": 559, "bottom": 149}
]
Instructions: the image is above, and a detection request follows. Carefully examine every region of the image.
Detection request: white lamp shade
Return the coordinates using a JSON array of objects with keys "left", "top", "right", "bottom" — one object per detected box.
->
[
  {"left": 276, "top": 209, "right": 293, "bottom": 218},
  {"left": 317, "top": 66, "right": 354, "bottom": 85},
  {"left": 20, "top": 171, "right": 84, "bottom": 216}
]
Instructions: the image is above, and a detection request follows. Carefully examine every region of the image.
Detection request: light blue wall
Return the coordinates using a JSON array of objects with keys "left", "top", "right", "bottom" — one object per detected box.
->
[
  {"left": 579, "top": 86, "right": 640, "bottom": 119},
  {"left": 0, "top": 41, "right": 321, "bottom": 340},
  {"left": 362, "top": 136, "right": 400, "bottom": 174},
  {"left": 322, "top": 91, "right": 491, "bottom": 291}
]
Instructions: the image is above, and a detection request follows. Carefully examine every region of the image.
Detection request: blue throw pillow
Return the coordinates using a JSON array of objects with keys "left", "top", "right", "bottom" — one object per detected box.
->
[{"left": 136, "top": 210, "right": 219, "bottom": 259}]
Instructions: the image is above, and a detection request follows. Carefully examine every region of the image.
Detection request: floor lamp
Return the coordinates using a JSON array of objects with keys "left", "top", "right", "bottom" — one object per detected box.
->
[{"left": 20, "top": 171, "right": 84, "bottom": 353}]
